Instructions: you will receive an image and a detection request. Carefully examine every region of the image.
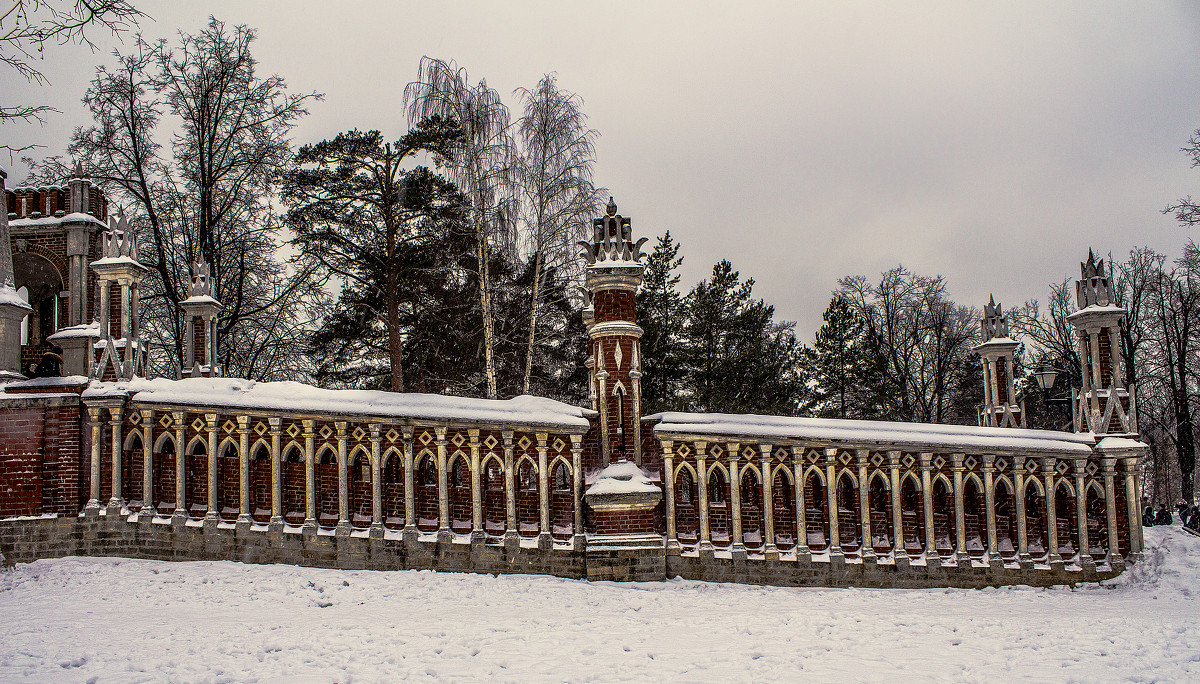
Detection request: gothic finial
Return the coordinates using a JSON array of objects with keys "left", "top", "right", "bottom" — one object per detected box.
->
[
  {"left": 606, "top": 196, "right": 617, "bottom": 217},
  {"left": 72, "top": 161, "right": 84, "bottom": 179}
]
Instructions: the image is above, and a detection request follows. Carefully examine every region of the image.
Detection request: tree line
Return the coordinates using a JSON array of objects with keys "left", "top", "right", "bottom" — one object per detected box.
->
[{"left": 17, "top": 16, "right": 1198, "bottom": 502}]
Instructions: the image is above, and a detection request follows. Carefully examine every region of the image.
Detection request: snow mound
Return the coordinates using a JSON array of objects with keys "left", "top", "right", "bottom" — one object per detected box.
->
[{"left": 1104, "top": 525, "right": 1200, "bottom": 599}]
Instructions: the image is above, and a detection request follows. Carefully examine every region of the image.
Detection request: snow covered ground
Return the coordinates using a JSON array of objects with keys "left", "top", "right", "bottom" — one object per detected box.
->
[{"left": 1, "top": 528, "right": 1197, "bottom": 683}]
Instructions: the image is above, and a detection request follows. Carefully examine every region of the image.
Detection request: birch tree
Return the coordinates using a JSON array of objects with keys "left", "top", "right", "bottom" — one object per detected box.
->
[
  {"left": 514, "top": 74, "right": 603, "bottom": 394},
  {"left": 405, "top": 57, "right": 516, "bottom": 399}
]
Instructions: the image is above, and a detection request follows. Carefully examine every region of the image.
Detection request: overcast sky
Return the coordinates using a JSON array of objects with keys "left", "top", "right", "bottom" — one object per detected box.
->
[{"left": 5, "top": 1, "right": 1199, "bottom": 339}]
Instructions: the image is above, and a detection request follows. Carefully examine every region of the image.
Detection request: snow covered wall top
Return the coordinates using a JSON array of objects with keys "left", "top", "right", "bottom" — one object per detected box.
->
[
  {"left": 647, "top": 411, "right": 1100, "bottom": 455},
  {"left": 84, "top": 377, "right": 595, "bottom": 431}
]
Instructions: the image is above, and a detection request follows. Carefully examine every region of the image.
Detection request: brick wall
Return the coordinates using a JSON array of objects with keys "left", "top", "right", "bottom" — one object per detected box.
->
[
  {"left": 592, "top": 508, "right": 655, "bottom": 535},
  {"left": 0, "top": 407, "right": 45, "bottom": 517}
]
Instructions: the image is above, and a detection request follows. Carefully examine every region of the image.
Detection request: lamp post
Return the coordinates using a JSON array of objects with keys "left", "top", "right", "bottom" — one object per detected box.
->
[{"left": 1033, "top": 364, "right": 1075, "bottom": 432}]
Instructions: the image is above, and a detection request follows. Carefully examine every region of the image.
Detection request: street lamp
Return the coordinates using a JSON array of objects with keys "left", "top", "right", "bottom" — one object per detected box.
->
[
  {"left": 1033, "top": 365, "right": 1059, "bottom": 392},
  {"left": 1033, "top": 364, "right": 1074, "bottom": 432}
]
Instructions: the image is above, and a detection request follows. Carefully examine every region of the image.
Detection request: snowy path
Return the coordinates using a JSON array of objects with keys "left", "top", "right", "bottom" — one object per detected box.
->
[{"left": 1, "top": 528, "right": 1197, "bottom": 683}]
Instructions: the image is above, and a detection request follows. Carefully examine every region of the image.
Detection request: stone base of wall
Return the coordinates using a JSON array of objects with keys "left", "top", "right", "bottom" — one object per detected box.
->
[
  {"left": 0, "top": 516, "right": 1123, "bottom": 589},
  {"left": 666, "top": 549, "right": 1122, "bottom": 588}
]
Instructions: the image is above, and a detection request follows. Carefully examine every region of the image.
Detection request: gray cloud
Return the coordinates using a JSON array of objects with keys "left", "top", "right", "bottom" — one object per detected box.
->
[{"left": 5, "top": 0, "right": 1197, "bottom": 338}]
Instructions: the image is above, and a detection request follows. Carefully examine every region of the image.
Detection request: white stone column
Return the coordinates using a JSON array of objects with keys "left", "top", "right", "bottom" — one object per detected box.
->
[
  {"left": 402, "top": 427, "right": 416, "bottom": 539},
  {"left": 826, "top": 448, "right": 841, "bottom": 559},
  {"left": 1014, "top": 456, "right": 1030, "bottom": 565},
  {"left": 951, "top": 453, "right": 965, "bottom": 563},
  {"left": 727, "top": 442, "right": 744, "bottom": 556},
  {"left": 536, "top": 432, "right": 551, "bottom": 548},
  {"left": 502, "top": 430, "right": 516, "bottom": 542},
  {"left": 173, "top": 411, "right": 185, "bottom": 522},
  {"left": 1123, "top": 458, "right": 1142, "bottom": 558},
  {"left": 792, "top": 446, "right": 809, "bottom": 560},
  {"left": 696, "top": 441, "right": 712, "bottom": 553},
  {"left": 888, "top": 451, "right": 905, "bottom": 562},
  {"left": 570, "top": 434, "right": 584, "bottom": 549},
  {"left": 761, "top": 444, "right": 777, "bottom": 559},
  {"left": 369, "top": 424, "right": 382, "bottom": 534},
  {"left": 108, "top": 405, "right": 123, "bottom": 511},
  {"left": 662, "top": 440, "right": 678, "bottom": 552},
  {"left": 919, "top": 452, "right": 935, "bottom": 562},
  {"left": 140, "top": 408, "right": 153, "bottom": 520},
  {"left": 435, "top": 426, "right": 450, "bottom": 541},
  {"left": 302, "top": 419, "right": 316, "bottom": 531},
  {"left": 469, "top": 429, "right": 483, "bottom": 539},
  {"left": 204, "top": 413, "right": 218, "bottom": 521},
  {"left": 86, "top": 407, "right": 102, "bottom": 512},
  {"left": 1074, "top": 466, "right": 1092, "bottom": 568},
  {"left": 983, "top": 454, "right": 999, "bottom": 567},
  {"left": 237, "top": 416, "right": 250, "bottom": 524},
  {"left": 857, "top": 449, "right": 873, "bottom": 560},
  {"left": 1043, "top": 458, "right": 1062, "bottom": 568},
  {"left": 1103, "top": 459, "right": 1122, "bottom": 569},
  {"left": 268, "top": 417, "right": 282, "bottom": 526},
  {"left": 336, "top": 421, "right": 349, "bottom": 534}
]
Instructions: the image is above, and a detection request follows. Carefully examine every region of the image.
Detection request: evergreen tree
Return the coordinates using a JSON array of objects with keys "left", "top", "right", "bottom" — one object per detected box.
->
[
  {"left": 636, "top": 232, "right": 687, "bottom": 413},
  {"left": 800, "top": 295, "right": 888, "bottom": 419},
  {"left": 682, "top": 260, "right": 804, "bottom": 414}
]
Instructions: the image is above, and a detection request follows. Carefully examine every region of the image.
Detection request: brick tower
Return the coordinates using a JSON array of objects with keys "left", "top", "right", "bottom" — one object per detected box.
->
[
  {"left": 1069, "top": 251, "right": 1135, "bottom": 436},
  {"left": 90, "top": 215, "right": 148, "bottom": 381},
  {"left": 179, "top": 259, "right": 221, "bottom": 378},
  {"left": 579, "top": 198, "right": 663, "bottom": 581},
  {"left": 579, "top": 197, "right": 648, "bottom": 466},
  {"left": 975, "top": 296, "right": 1024, "bottom": 428}
]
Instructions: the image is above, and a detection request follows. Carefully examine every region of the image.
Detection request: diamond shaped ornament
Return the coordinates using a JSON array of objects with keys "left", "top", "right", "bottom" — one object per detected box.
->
[
  {"left": 286, "top": 423, "right": 300, "bottom": 439},
  {"left": 223, "top": 420, "right": 237, "bottom": 434},
  {"left": 159, "top": 414, "right": 173, "bottom": 429},
  {"left": 964, "top": 456, "right": 978, "bottom": 470},
  {"left": 129, "top": 411, "right": 141, "bottom": 426},
  {"left": 1056, "top": 461, "right": 1070, "bottom": 476},
  {"left": 386, "top": 428, "right": 401, "bottom": 443},
  {"left": 483, "top": 434, "right": 498, "bottom": 450},
  {"left": 870, "top": 453, "right": 885, "bottom": 468},
  {"left": 191, "top": 417, "right": 206, "bottom": 433},
  {"left": 933, "top": 455, "right": 946, "bottom": 469},
  {"left": 254, "top": 422, "right": 267, "bottom": 436},
  {"left": 451, "top": 432, "right": 466, "bottom": 448},
  {"left": 902, "top": 454, "right": 916, "bottom": 469},
  {"left": 838, "top": 451, "right": 853, "bottom": 466},
  {"left": 675, "top": 444, "right": 691, "bottom": 458},
  {"left": 518, "top": 435, "right": 532, "bottom": 451},
  {"left": 552, "top": 437, "right": 567, "bottom": 452},
  {"left": 418, "top": 430, "right": 432, "bottom": 445},
  {"left": 353, "top": 427, "right": 366, "bottom": 442},
  {"left": 709, "top": 444, "right": 724, "bottom": 459}
]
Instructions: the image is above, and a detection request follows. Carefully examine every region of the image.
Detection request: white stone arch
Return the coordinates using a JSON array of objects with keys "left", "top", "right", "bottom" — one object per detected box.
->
[
  {"left": 348, "top": 444, "right": 371, "bottom": 469},
  {"left": 1023, "top": 474, "right": 1045, "bottom": 498},
  {"left": 994, "top": 474, "right": 1015, "bottom": 497},
  {"left": 931, "top": 472, "right": 953, "bottom": 494},
  {"left": 315, "top": 444, "right": 337, "bottom": 465},
  {"left": 900, "top": 471, "right": 922, "bottom": 493},
  {"left": 1055, "top": 477, "right": 1076, "bottom": 499},
  {"left": 249, "top": 438, "right": 270, "bottom": 461},
  {"left": 218, "top": 436, "right": 240, "bottom": 460},
  {"left": 448, "top": 449, "right": 471, "bottom": 489},
  {"left": 414, "top": 448, "right": 436, "bottom": 485},
  {"left": 480, "top": 452, "right": 504, "bottom": 472},
  {"left": 673, "top": 460, "right": 698, "bottom": 480},
  {"left": 185, "top": 434, "right": 208, "bottom": 456},
  {"left": 739, "top": 462, "right": 762, "bottom": 483},
  {"left": 963, "top": 472, "right": 984, "bottom": 493},
  {"left": 1085, "top": 479, "right": 1105, "bottom": 500},
  {"left": 381, "top": 446, "right": 404, "bottom": 471},
  {"left": 835, "top": 467, "right": 859, "bottom": 491},
  {"left": 771, "top": 462, "right": 794, "bottom": 486},
  {"left": 706, "top": 460, "right": 730, "bottom": 480},
  {"left": 123, "top": 429, "right": 144, "bottom": 451},
  {"left": 549, "top": 456, "right": 572, "bottom": 492},
  {"left": 803, "top": 463, "right": 826, "bottom": 487},
  {"left": 515, "top": 453, "right": 539, "bottom": 474},
  {"left": 869, "top": 469, "right": 891, "bottom": 491},
  {"left": 281, "top": 441, "right": 303, "bottom": 463},
  {"left": 153, "top": 431, "right": 175, "bottom": 454}
]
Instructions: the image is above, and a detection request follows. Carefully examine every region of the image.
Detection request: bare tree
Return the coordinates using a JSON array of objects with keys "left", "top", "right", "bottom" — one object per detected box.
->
[
  {"left": 1164, "top": 129, "right": 1200, "bottom": 228},
  {"left": 0, "top": 0, "right": 143, "bottom": 153},
  {"left": 405, "top": 57, "right": 516, "bottom": 399},
  {"left": 30, "top": 17, "right": 323, "bottom": 380},
  {"left": 839, "top": 267, "right": 978, "bottom": 423},
  {"left": 514, "top": 74, "right": 603, "bottom": 395}
]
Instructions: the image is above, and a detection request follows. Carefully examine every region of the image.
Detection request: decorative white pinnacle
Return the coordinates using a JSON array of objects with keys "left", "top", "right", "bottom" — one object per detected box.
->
[
  {"left": 101, "top": 214, "right": 138, "bottom": 260},
  {"left": 188, "top": 259, "right": 214, "bottom": 298},
  {"left": 1077, "top": 249, "right": 1112, "bottom": 308},
  {"left": 981, "top": 295, "right": 1009, "bottom": 341}
]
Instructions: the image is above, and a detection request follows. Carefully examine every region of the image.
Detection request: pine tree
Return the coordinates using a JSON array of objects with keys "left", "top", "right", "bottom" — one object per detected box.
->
[
  {"left": 800, "top": 295, "right": 888, "bottom": 419},
  {"left": 636, "top": 232, "right": 687, "bottom": 413},
  {"left": 682, "top": 260, "right": 803, "bottom": 414}
]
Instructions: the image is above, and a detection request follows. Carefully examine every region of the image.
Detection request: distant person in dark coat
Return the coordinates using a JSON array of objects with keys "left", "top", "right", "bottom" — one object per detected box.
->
[
  {"left": 1144, "top": 502, "right": 1157, "bottom": 527},
  {"left": 1155, "top": 503, "right": 1172, "bottom": 526},
  {"left": 27, "top": 344, "right": 62, "bottom": 379}
]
